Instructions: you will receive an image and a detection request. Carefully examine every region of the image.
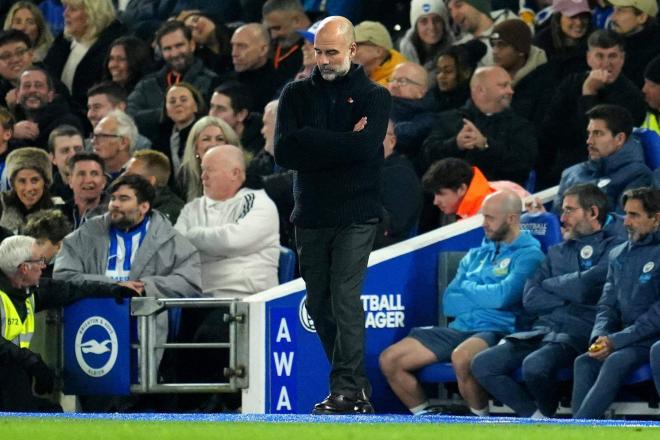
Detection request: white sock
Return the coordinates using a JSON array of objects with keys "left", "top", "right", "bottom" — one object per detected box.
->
[
  {"left": 410, "top": 401, "right": 430, "bottom": 415},
  {"left": 531, "top": 410, "right": 547, "bottom": 419},
  {"left": 470, "top": 406, "right": 489, "bottom": 416}
]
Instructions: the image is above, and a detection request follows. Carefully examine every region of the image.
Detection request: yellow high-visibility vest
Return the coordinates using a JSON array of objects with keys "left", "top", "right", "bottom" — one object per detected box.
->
[
  {"left": 0, "top": 289, "right": 34, "bottom": 348},
  {"left": 642, "top": 112, "right": 660, "bottom": 136}
]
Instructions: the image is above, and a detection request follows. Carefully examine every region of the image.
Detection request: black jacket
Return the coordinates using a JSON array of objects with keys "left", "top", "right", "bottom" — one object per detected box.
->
[
  {"left": 421, "top": 100, "right": 537, "bottom": 185},
  {"left": 275, "top": 64, "right": 391, "bottom": 228},
  {"left": 621, "top": 22, "right": 660, "bottom": 89},
  {"left": 10, "top": 97, "right": 84, "bottom": 151}
]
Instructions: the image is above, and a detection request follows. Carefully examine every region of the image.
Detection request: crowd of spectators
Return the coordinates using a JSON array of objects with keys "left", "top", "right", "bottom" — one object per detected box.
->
[{"left": 0, "top": 0, "right": 658, "bottom": 417}]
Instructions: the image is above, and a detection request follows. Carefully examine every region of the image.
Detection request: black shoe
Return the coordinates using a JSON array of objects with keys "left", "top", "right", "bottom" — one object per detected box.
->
[
  {"left": 312, "top": 393, "right": 360, "bottom": 415},
  {"left": 355, "top": 397, "right": 375, "bottom": 414}
]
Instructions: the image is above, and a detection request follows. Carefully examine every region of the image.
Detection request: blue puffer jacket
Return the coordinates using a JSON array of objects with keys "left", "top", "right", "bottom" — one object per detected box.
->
[
  {"left": 443, "top": 231, "right": 545, "bottom": 333},
  {"left": 512, "top": 228, "right": 624, "bottom": 352},
  {"left": 592, "top": 230, "right": 660, "bottom": 349},
  {"left": 555, "top": 136, "right": 653, "bottom": 213}
]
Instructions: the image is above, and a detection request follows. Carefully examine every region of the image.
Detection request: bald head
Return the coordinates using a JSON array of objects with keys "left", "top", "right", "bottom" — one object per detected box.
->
[
  {"left": 470, "top": 66, "right": 513, "bottom": 114},
  {"left": 314, "top": 16, "right": 356, "bottom": 81},
  {"left": 484, "top": 190, "right": 522, "bottom": 215},
  {"left": 481, "top": 190, "right": 522, "bottom": 243},
  {"left": 201, "top": 144, "right": 246, "bottom": 201},
  {"left": 388, "top": 62, "right": 429, "bottom": 99},
  {"left": 315, "top": 16, "right": 355, "bottom": 46},
  {"left": 231, "top": 23, "right": 270, "bottom": 72}
]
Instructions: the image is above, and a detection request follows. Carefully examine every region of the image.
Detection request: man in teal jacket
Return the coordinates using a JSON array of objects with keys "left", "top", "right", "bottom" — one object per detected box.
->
[{"left": 380, "top": 190, "right": 544, "bottom": 416}]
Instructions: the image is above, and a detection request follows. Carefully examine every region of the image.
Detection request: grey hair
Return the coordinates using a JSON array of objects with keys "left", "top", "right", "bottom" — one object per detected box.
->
[
  {"left": 0, "top": 235, "right": 35, "bottom": 276},
  {"left": 105, "top": 109, "right": 138, "bottom": 152}
]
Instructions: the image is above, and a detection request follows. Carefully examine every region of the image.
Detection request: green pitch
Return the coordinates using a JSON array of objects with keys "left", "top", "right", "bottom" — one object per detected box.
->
[{"left": 1, "top": 418, "right": 658, "bottom": 440}]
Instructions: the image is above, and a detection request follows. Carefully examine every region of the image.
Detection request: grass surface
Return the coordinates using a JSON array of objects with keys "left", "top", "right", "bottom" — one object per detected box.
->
[{"left": 1, "top": 418, "right": 658, "bottom": 440}]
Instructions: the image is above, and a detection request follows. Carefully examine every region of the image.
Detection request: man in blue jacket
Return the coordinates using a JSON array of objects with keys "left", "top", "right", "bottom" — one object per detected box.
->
[
  {"left": 572, "top": 187, "right": 660, "bottom": 419},
  {"left": 472, "top": 183, "right": 625, "bottom": 417},
  {"left": 379, "top": 190, "right": 544, "bottom": 416}
]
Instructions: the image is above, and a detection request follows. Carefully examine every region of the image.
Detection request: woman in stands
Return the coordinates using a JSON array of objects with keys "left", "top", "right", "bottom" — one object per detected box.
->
[
  {"left": 3, "top": 1, "right": 54, "bottom": 62},
  {"left": 176, "top": 115, "right": 241, "bottom": 201},
  {"left": 43, "top": 0, "right": 125, "bottom": 114},
  {"left": 102, "top": 36, "right": 154, "bottom": 95},
  {"left": 533, "top": 0, "right": 591, "bottom": 67},
  {"left": 398, "top": 0, "right": 453, "bottom": 72},
  {"left": 178, "top": 10, "right": 233, "bottom": 75},
  {"left": 433, "top": 40, "right": 485, "bottom": 111}
]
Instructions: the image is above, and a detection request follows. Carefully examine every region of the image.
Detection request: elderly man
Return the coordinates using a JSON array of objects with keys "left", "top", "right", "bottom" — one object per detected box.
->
[
  {"left": 176, "top": 144, "right": 279, "bottom": 297},
  {"left": 388, "top": 61, "right": 439, "bottom": 158},
  {"left": 127, "top": 20, "right": 218, "bottom": 141},
  {"left": 10, "top": 67, "right": 82, "bottom": 150},
  {"left": 92, "top": 110, "right": 137, "bottom": 181},
  {"left": 421, "top": 65, "right": 536, "bottom": 184},
  {"left": 472, "top": 184, "right": 625, "bottom": 417},
  {"left": 61, "top": 152, "right": 108, "bottom": 230},
  {"left": 555, "top": 104, "right": 653, "bottom": 213},
  {"left": 230, "top": 23, "right": 281, "bottom": 113},
  {"left": 379, "top": 191, "right": 544, "bottom": 416},
  {"left": 275, "top": 16, "right": 391, "bottom": 414},
  {"left": 354, "top": 21, "right": 407, "bottom": 86},
  {"left": 0, "top": 235, "right": 134, "bottom": 411},
  {"left": 540, "top": 29, "right": 646, "bottom": 188},
  {"left": 572, "top": 187, "right": 660, "bottom": 419}
]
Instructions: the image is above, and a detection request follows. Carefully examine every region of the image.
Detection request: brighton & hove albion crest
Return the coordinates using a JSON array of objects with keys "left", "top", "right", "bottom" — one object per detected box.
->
[{"left": 75, "top": 316, "right": 119, "bottom": 377}]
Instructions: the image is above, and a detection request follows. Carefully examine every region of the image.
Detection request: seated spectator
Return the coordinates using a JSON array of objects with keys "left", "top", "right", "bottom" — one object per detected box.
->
[
  {"left": 449, "top": 0, "right": 519, "bottom": 66},
  {"left": 61, "top": 152, "right": 107, "bottom": 229},
  {"left": 0, "top": 147, "right": 54, "bottom": 233},
  {"left": 555, "top": 104, "right": 653, "bottom": 213},
  {"left": 374, "top": 120, "right": 422, "bottom": 249},
  {"left": 91, "top": 110, "right": 137, "bottom": 181},
  {"left": 262, "top": 0, "right": 311, "bottom": 84},
  {"left": 101, "top": 36, "right": 155, "bottom": 96},
  {"left": 86, "top": 82, "right": 151, "bottom": 151},
  {"left": 177, "top": 10, "right": 232, "bottom": 75},
  {"left": 0, "top": 106, "right": 14, "bottom": 191},
  {"left": 432, "top": 40, "right": 485, "bottom": 112},
  {"left": 472, "top": 183, "right": 625, "bottom": 417},
  {"left": 379, "top": 191, "right": 544, "bottom": 416},
  {"left": 3, "top": 1, "right": 54, "bottom": 62},
  {"left": 22, "top": 209, "right": 71, "bottom": 268},
  {"left": 125, "top": 149, "right": 185, "bottom": 224},
  {"left": 177, "top": 116, "right": 240, "bottom": 202},
  {"left": 209, "top": 81, "right": 264, "bottom": 156},
  {"left": 47, "top": 124, "right": 84, "bottom": 201},
  {"left": 354, "top": 21, "right": 407, "bottom": 86},
  {"left": 398, "top": 0, "right": 453, "bottom": 72},
  {"left": 127, "top": 20, "right": 218, "bottom": 143},
  {"left": 0, "top": 234, "right": 135, "bottom": 412},
  {"left": 540, "top": 29, "right": 646, "bottom": 188},
  {"left": 388, "top": 62, "right": 439, "bottom": 159},
  {"left": 175, "top": 144, "right": 279, "bottom": 297},
  {"left": 43, "top": 0, "right": 125, "bottom": 115},
  {"left": 490, "top": 19, "right": 546, "bottom": 88},
  {"left": 532, "top": 0, "right": 591, "bottom": 65},
  {"left": 229, "top": 23, "right": 281, "bottom": 113},
  {"left": 642, "top": 55, "right": 660, "bottom": 136},
  {"left": 10, "top": 67, "right": 82, "bottom": 150},
  {"left": 421, "top": 66, "right": 536, "bottom": 184},
  {"left": 608, "top": 0, "right": 660, "bottom": 89},
  {"left": 293, "top": 20, "right": 321, "bottom": 80},
  {"left": 572, "top": 187, "right": 660, "bottom": 419}
]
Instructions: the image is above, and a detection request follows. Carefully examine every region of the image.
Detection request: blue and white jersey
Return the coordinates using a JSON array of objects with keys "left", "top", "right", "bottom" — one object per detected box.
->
[{"left": 105, "top": 217, "right": 150, "bottom": 281}]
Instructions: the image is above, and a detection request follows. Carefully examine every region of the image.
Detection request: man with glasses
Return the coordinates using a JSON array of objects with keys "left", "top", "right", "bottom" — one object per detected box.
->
[
  {"left": 387, "top": 61, "right": 437, "bottom": 158},
  {"left": 472, "top": 183, "right": 625, "bottom": 418},
  {"left": 421, "top": 65, "right": 536, "bottom": 184},
  {"left": 0, "top": 235, "right": 136, "bottom": 411},
  {"left": 354, "top": 20, "right": 407, "bottom": 86},
  {"left": 91, "top": 110, "right": 137, "bottom": 181}
]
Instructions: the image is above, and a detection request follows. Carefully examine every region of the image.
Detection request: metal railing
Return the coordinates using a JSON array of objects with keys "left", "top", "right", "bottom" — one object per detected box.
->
[{"left": 130, "top": 296, "right": 249, "bottom": 394}]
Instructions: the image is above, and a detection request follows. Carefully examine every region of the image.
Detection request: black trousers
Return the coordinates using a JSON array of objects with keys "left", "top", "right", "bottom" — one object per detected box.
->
[
  {"left": 296, "top": 220, "right": 377, "bottom": 400},
  {"left": 0, "top": 361, "right": 61, "bottom": 412}
]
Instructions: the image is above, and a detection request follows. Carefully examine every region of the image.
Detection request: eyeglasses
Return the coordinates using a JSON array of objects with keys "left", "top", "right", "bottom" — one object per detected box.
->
[
  {"left": 0, "top": 47, "right": 29, "bottom": 62},
  {"left": 387, "top": 77, "right": 423, "bottom": 87},
  {"left": 92, "top": 133, "right": 122, "bottom": 142},
  {"left": 21, "top": 257, "right": 46, "bottom": 267},
  {"left": 560, "top": 206, "right": 583, "bottom": 216}
]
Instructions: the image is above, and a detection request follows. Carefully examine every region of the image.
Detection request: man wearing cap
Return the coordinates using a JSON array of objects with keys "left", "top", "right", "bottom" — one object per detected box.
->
[
  {"left": 642, "top": 55, "right": 660, "bottom": 136},
  {"left": 449, "top": 0, "right": 519, "bottom": 66},
  {"left": 608, "top": 0, "right": 660, "bottom": 89},
  {"left": 354, "top": 21, "right": 408, "bottom": 86},
  {"left": 262, "top": 0, "right": 311, "bottom": 84},
  {"left": 490, "top": 19, "right": 547, "bottom": 88},
  {"left": 275, "top": 16, "right": 391, "bottom": 414}
]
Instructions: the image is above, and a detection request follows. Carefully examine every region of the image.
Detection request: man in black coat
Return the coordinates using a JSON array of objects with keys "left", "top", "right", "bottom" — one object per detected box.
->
[
  {"left": 421, "top": 65, "right": 536, "bottom": 185},
  {"left": 274, "top": 16, "right": 391, "bottom": 415}
]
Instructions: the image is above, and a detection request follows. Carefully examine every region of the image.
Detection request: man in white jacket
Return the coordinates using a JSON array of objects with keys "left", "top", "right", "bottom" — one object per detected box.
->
[{"left": 175, "top": 144, "right": 280, "bottom": 297}]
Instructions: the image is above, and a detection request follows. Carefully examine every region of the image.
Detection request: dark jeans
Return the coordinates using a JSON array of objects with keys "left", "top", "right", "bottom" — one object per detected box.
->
[
  {"left": 572, "top": 345, "right": 649, "bottom": 419},
  {"left": 296, "top": 221, "right": 377, "bottom": 400},
  {"left": 472, "top": 339, "right": 577, "bottom": 417}
]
